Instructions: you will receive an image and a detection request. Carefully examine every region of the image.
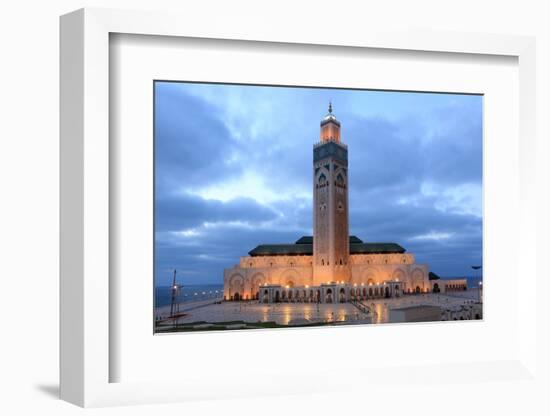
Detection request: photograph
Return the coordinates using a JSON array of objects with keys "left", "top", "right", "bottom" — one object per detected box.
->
[{"left": 153, "top": 81, "right": 483, "bottom": 333}]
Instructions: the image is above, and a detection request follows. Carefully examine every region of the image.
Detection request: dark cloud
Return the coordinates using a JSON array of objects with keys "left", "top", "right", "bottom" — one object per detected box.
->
[
  {"left": 155, "top": 193, "right": 279, "bottom": 232},
  {"left": 154, "top": 83, "right": 246, "bottom": 196},
  {"left": 346, "top": 108, "right": 482, "bottom": 195}
]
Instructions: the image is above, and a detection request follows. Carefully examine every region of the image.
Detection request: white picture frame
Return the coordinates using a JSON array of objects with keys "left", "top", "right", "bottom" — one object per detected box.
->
[{"left": 60, "top": 7, "right": 538, "bottom": 408}]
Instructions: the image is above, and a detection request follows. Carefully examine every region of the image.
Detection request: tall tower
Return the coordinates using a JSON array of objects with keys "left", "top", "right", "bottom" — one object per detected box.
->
[{"left": 313, "top": 103, "right": 350, "bottom": 285}]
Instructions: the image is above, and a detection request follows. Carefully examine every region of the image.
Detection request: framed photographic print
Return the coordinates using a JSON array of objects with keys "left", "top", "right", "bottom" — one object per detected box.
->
[
  {"left": 60, "top": 7, "right": 539, "bottom": 409},
  {"left": 152, "top": 81, "right": 483, "bottom": 334}
]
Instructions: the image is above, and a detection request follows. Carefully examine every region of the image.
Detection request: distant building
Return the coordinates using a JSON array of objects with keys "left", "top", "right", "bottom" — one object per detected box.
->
[
  {"left": 430, "top": 278, "right": 468, "bottom": 293},
  {"left": 223, "top": 105, "right": 457, "bottom": 303}
]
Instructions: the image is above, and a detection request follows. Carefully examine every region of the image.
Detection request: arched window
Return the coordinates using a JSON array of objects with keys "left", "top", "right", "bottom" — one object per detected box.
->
[{"left": 335, "top": 173, "right": 345, "bottom": 188}]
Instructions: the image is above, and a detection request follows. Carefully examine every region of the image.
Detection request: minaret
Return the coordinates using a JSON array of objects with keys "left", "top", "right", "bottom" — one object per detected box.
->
[{"left": 313, "top": 103, "right": 350, "bottom": 285}]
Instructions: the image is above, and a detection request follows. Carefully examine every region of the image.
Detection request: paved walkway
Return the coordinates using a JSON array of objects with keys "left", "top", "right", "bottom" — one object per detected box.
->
[
  {"left": 167, "top": 302, "right": 368, "bottom": 326},
  {"left": 156, "top": 289, "right": 480, "bottom": 326}
]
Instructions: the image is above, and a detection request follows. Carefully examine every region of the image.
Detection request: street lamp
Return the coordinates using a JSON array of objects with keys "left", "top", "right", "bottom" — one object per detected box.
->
[{"left": 478, "top": 281, "right": 483, "bottom": 303}]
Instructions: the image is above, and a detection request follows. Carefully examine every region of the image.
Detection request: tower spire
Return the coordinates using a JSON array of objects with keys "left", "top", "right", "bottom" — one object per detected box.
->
[
  {"left": 320, "top": 101, "right": 341, "bottom": 143},
  {"left": 313, "top": 107, "right": 349, "bottom": 285}
]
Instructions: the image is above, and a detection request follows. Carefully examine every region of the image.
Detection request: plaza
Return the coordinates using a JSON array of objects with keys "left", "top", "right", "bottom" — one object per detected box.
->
[{"left": 156, "top": 288, "right": 482, "bottom": 330}]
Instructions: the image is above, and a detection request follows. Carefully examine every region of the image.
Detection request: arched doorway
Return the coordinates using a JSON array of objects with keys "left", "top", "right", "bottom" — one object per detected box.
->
[
  {"left": 384, "top": 286, "right": 390, "bottom": 298},
  {"left": 262, "top": 290, "right": 269, "bottom": 303},
  {"left": 433, "top": 283, "right": 440, "bottom": 293},
  {"left": 415, "top": 286, "right": 421, "bottom": 294},
  {"left": 275, "top": 291, "right": 280, "bottom": 303},
  {"left": 229, "top": 274, "right": 245, "bottom": 302},
  {"left": 339, "top": 288, "right": 346, "bottom": 303},
  {"left": 325, "top": 288, "right": 333, "bottom": 303}
]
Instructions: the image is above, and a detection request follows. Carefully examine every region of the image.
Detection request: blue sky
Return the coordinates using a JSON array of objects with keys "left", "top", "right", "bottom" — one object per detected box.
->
[{"left": 154, "top": 82, "right": 483, "bottom": 286}]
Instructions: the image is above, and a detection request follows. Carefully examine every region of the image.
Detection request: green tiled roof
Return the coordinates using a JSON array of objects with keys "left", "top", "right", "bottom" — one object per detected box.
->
[
  {"left": 295, "top": 235, "right": 363, "bottom": 244},
  {"left": 248, "top": 244, "right": 313, "bottom": 256},
  {"left": 429, "top": 271, "right": 441, "bottom": 280},
  {"left": 248, "top": 237, "right": 405, "bottom": 256},
  {"left": 349, "top": 242, "right": 405, "bottom": 254},
  {"left": 294, "top": 236, "right": 313, "bottom": 244}
]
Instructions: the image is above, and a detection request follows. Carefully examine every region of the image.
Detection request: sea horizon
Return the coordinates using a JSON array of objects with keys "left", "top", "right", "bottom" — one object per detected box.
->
[{"left": 155, "top": 283, "right": 224, "bottom": 308}]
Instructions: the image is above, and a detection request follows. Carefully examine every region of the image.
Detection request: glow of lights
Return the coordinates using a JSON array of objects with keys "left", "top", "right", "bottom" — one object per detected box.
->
[
  {"left": 285, "top": 285, "right": 289, "bottom": 288},
  {"left": 305, "top": 285, "right": 309, "bottom": 288}
]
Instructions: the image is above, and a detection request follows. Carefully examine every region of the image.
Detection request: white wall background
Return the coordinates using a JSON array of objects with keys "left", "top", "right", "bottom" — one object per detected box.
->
[{"left": 0, "top": 0, "right": 548, "bottom": 415}]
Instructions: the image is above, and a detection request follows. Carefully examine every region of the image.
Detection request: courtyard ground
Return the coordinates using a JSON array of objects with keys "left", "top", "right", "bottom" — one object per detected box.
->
[{"left": 155, "top": 288, "right": 481, "bottom": 332}]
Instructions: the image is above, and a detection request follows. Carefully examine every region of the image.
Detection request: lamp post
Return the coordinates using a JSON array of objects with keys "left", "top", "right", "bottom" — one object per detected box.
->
[
  {"left": 471, "top": 265, "right": 482, "bottom": 299},
  {"left": 478, "top": 281, "right": 483, "bottom": 303},
  {"left": 169, "top": 269, "right": 182, "bottom": 329}
]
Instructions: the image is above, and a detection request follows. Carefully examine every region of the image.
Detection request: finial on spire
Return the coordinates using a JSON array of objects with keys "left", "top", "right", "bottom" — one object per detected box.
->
[{"left": 328, "top": 101, "right": 333, "bottom": 114}]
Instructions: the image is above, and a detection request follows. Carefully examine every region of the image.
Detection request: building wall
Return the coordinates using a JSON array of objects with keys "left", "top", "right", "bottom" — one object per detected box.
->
[
  {"left": 224, "top": 253, "right": 430, "bottom": 300},
  {"left": 349, "top": 262, "right": 429, "bottom": 293},
  {"left": 430, "top": 278, "right": 468, "bottom": 293},
  {"left": 224, "top": 255, "right": 314, "bottom": 300}
]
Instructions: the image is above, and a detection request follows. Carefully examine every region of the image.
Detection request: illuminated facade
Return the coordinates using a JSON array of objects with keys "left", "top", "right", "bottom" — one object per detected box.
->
[{"left": 224, "top": 105, "right": 434, "bottom": 302}]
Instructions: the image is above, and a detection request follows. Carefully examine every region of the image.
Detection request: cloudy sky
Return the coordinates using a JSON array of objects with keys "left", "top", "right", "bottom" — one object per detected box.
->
[{"left": 154, "top": 81, "right": 483, "bottom": 286}]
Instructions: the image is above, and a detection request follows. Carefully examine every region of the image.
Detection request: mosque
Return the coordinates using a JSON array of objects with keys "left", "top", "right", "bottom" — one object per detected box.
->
[{"left": 223, "top": 105, "right": 464, "bottom": 303}]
